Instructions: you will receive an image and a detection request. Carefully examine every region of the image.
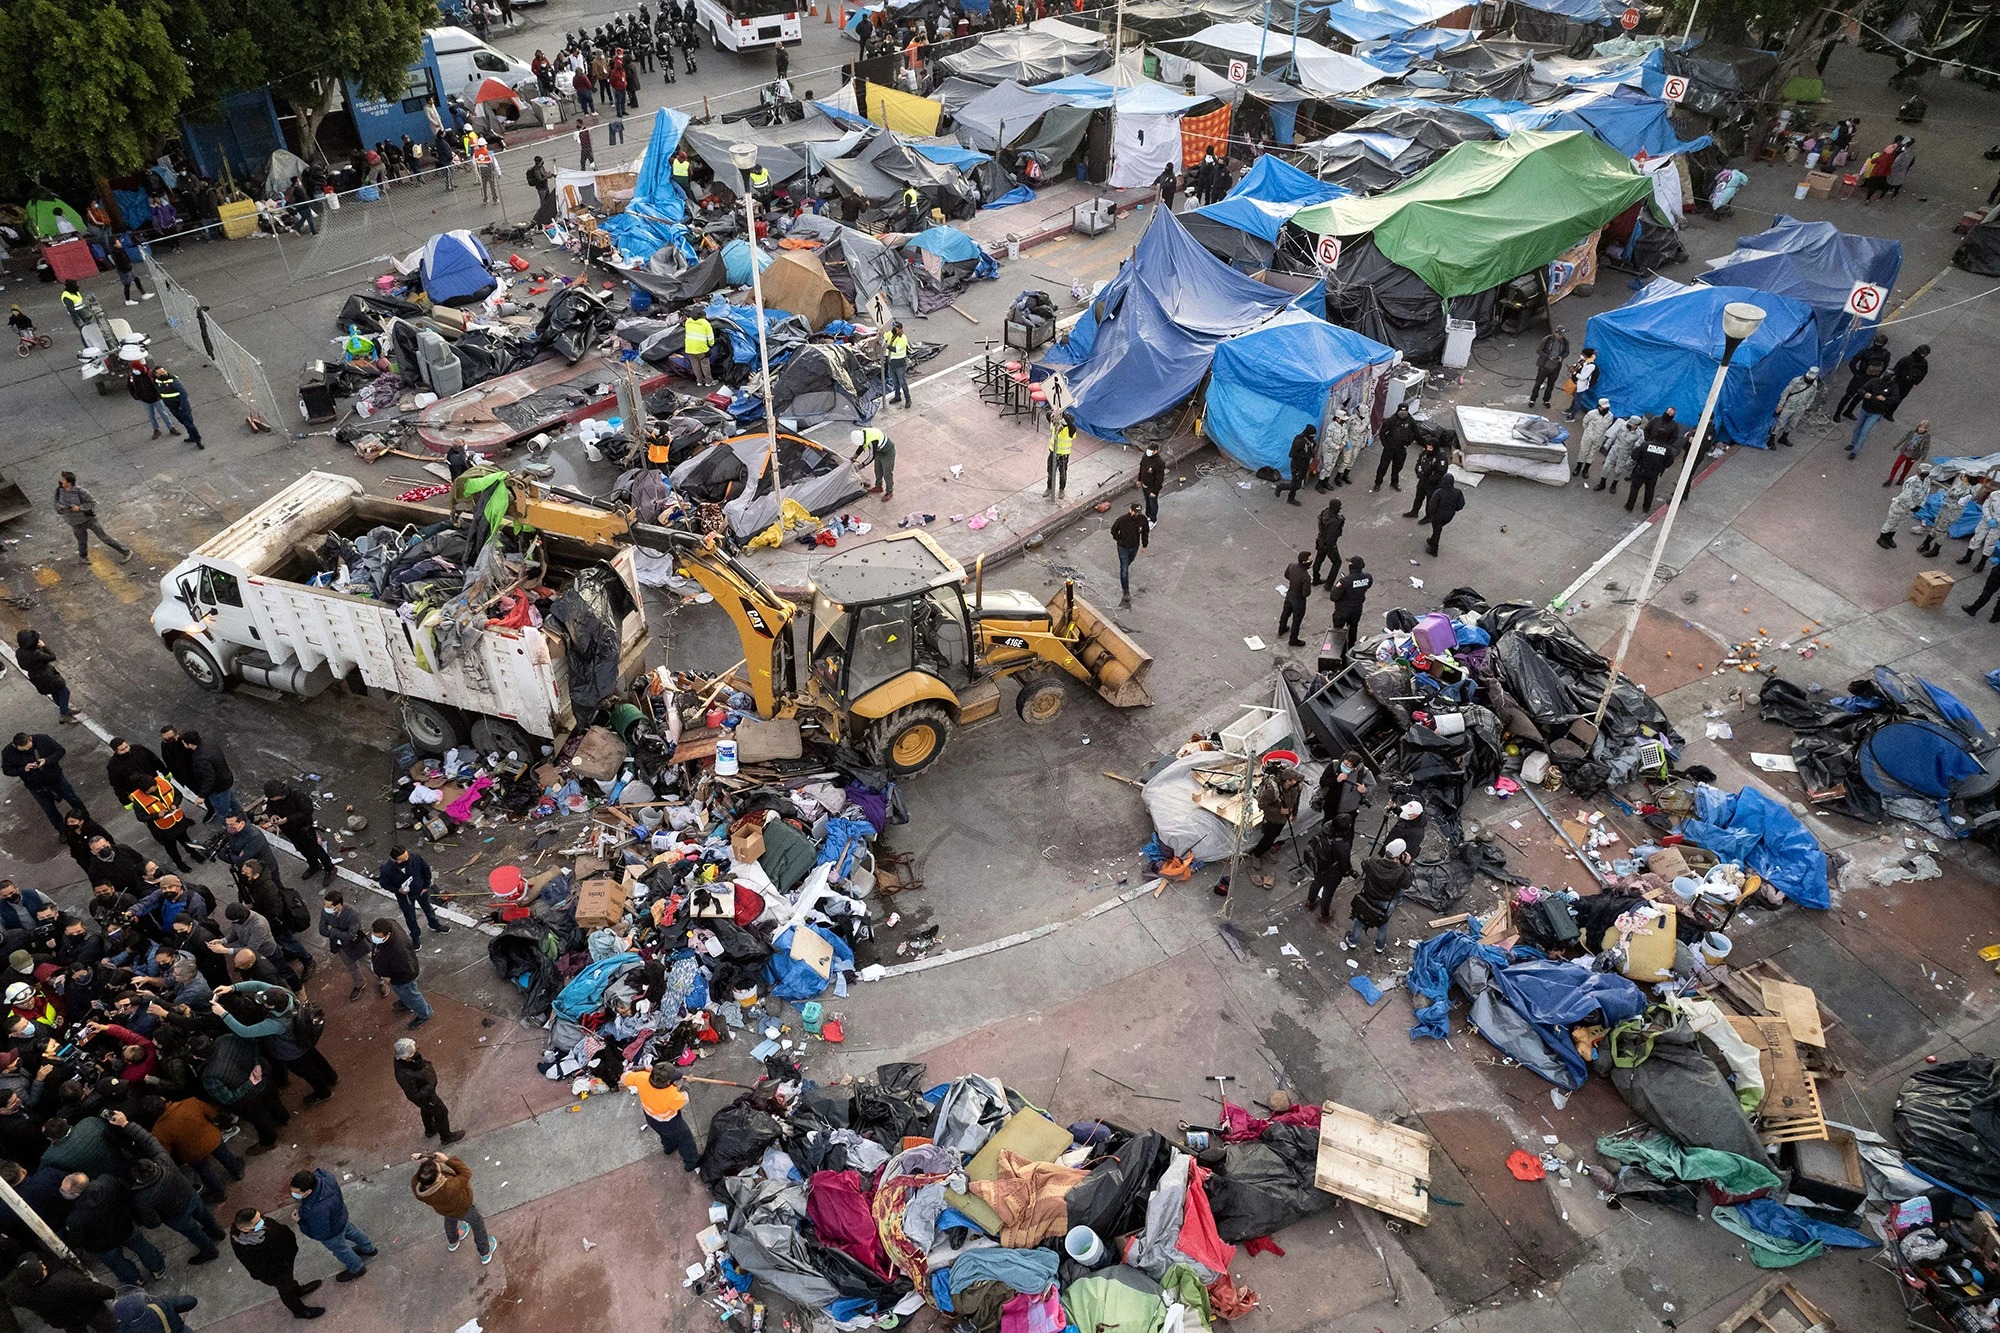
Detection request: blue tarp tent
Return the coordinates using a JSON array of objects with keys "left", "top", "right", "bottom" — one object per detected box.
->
[
  {"left": 599, "top": 107, "right": 694, "bottom": 266},
  {"left": 1862, "top": 721, "right": 1989, "bottom": 830},
  {"left": 1681, "top": 784, "right": 1831, "bottom": 909},
  {"left": 1700, "top": 216, "right": 1903, "bottom": 374},
  {"left": 1051, "top": 207, "right": 1299, "bottom": 441},
  {"left": 904, "top": 225, "right": 987, "bottom": 264},
  {"left": 1323, "top": 0, "right": 1472, "bottom": 42},
  {"left": 1540, "top": 91, "right": 1713, "bottom": 157},
  {"left": 1187, "top": 156, "right": 1350, "bottom": 269},
  {"left": 420, "top": 230, "right": 497, "bottom": 307},
  {"left": 1355, "top": 28, "right": 1476, "bottom": 73},
  {"left": 1584, "top": 279, "right": 1819, "bottom": 447},
  {"left": 1205, "top": 311, "right": 1394, "bottom": 475}
]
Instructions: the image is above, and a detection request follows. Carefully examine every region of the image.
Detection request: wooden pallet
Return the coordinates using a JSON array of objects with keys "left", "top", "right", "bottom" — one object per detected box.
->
[
  {"left": 1716, "top": 1275, "right": 1836, "bottom": 1333},
  {"left": 1728, "top": 1015, "right": 1830, "bottom": 1145},
  {"left": 1313, "top": 1101, "right": 1433, "bottom": 1226}
]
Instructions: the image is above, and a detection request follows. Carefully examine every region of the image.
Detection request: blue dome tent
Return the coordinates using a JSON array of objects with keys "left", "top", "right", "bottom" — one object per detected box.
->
[
  {"left": 420, "top": 230, "right": 498, "bottom": 308},
  {"left": 1584, "top": 279, "right": 1819, "bottom": 448}
]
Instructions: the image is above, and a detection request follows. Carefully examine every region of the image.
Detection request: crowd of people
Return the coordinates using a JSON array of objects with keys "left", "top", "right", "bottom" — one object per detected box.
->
[{"left": 0, "top": 689, "right": 499, "bottom": 1326}]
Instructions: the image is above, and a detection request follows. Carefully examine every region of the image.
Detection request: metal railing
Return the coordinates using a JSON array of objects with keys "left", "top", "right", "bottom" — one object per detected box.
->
[{"left": 144, "top": 253, "right": 292, "bottom": 439}]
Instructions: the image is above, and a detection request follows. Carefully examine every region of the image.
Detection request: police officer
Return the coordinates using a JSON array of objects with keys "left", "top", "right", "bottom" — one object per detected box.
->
[
  {"left": 850, "top": 427, "right": 895, "bottom": 502},
  {"left": 1329, "top": 556, "right": 1373, "bottom": 656},
  {"left": 1373, "top": 405, "right": 1416, "bottom": 492},
  {"left": 152, "top": 366, "right": 204, "bottom": 449},
  {"left": 1046, "top": 410, "right": 1076, "bottom": 500},
  {"left": 682, "top": 307, "right": 714, "bottom": 385},
  {"left": 883, "top": 321, "right": 911, "bottom": 408}
]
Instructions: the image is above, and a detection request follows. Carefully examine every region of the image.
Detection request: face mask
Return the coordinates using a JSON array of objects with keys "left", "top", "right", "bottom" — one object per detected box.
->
[
  {"left": 290, "top": 1191, "right": 307, "bottom": 1202},
  {"left": 370, "top": 935, "right": 388, "bottom": 946}
]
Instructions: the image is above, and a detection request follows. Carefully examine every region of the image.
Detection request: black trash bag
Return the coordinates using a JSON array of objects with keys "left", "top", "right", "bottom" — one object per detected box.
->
[
  {"left": 1894, "top": 1059, "right": 2000, "bottom": 1199},
  {"left": 704, "top": 919, "right": 775, "bottom": 998},
  {"left": 698, "top": 1100, "right": 787, "bottom": 1185},
  {"left": 1206, "top": 1122, "right": 1331, "bottom": 1242},
  {"left": 1065, "top": 1130, "right": 1172, "bottom": 1242},
  {"left": 536, "top": 286, "right": 616, "bottom": 364},
  {"left": 486, "top": 918, "right": 566, "bottom": 1017},
  {"left": 1758, "top": 676, "right": 1836, "bottom": 730},
  {"left": 1440, "top": 585, "right": 1488, "bottom": 615},
  {"left": 1494, "top": 634, "right": 1581, "bottom": 735},
  {"left": 1793, "top": 733, "right": 1884, "bottom": 823},
  {"left": 852, "top": 1062, "right": 930, "bottom": 1148}
]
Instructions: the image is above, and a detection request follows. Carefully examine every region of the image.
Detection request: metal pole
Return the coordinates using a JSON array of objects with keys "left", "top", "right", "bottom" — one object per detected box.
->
[
  {"left": 1682, "top": 0, "right": 1701, "bottom": 43},
  {"left": 1590, "top": 346, "right": 1736, "bottom": 730},
  {"left": 1256, "top": 0, "right": 1274, "bottom": 72},
  {"left": 740, "top": 173, "right": 785, "bottom": 523},
  {"left": 1113, "top": 0, "right": 1124, "bottom": 69},
  {"left": 0, "top": 1171, "right": 77, "bottom": 1264}
]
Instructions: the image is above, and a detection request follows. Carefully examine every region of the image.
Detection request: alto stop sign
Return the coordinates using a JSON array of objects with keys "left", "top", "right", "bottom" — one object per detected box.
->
[{"left": 1620, "top": 6, "right": 1640, "bottom": 27}]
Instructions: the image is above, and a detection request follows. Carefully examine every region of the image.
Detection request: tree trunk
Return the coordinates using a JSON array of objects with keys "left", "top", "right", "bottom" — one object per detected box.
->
[
  {"left": 283, "top": 79, "right": 343, "bottom": 164},
  {"left": 94, "top": 174, "right": 122, "bottom": 230}
]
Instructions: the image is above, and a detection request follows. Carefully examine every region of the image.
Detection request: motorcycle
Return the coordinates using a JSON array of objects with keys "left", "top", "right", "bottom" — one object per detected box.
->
[{"left": 75, "top": 297, "right": 151, "bottom": 395}]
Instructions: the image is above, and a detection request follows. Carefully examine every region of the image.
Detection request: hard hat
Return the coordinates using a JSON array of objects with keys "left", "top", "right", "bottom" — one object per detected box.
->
[
  {"left": 4, "top": 984, "right": 30, "bottom": 1007},
  {"left": 850, "top": 430, "right": 864, "bottom": 447}
]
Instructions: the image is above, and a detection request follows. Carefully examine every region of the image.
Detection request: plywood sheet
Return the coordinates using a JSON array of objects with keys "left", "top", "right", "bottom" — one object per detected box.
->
[
  {"left": 1314, "top": 1101, "right": 1432, "bottom": 1226},
  {"left": 1760, "top": 979, "right": 1827, "bottom": 1047}
]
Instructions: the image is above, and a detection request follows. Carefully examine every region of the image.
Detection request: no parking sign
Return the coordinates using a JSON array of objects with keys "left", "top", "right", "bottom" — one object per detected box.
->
[
  {"left": 1662, "top": 75, "right": 1688, "bottom": 104},
  {"left": 1227, "top": 58, "right": 1249, "bottom": 83},
  {"left": 1316, "top": 235, "right": 1342, "bottom": 269},
  {"left": 1846, "top": 282, "right": 1888, "bottom": 319}
]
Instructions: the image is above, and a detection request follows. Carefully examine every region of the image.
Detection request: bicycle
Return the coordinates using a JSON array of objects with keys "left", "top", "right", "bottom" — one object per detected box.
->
[{"left": 15, "top": 330, "right": 51, "bottom": 357}]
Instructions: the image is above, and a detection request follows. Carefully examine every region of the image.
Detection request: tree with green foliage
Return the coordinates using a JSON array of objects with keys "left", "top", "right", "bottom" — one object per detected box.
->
[{"left": 0, "top": 0, "right": 193, "bottom": 190}]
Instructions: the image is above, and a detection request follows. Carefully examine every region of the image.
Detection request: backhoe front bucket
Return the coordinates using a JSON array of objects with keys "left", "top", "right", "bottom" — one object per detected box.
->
[{"left": 1066, "top": 594, "right": 1154, "bottom": 708}]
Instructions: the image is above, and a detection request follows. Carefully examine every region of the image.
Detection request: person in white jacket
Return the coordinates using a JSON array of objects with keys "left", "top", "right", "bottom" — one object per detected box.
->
[
  {"left": 1876, "top": 464, "right": 1936, "bottom": 550},
  {"left": 1573, "top": 399, "right": 1613, "bottom": 480},
  {"left": 1770, "top": 368, "right": 1820, "bottom": 447},
  {"left": 1957, "top": 485, "right": 2000, "bottom": 573}
]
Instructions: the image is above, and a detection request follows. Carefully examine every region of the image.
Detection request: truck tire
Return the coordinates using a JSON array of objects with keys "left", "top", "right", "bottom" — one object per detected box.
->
[
  {"left": 470, "top": 716, "right": 536, "bottom": 762},
  {"left": 866, "top": 702, "right": 954, "bottom": 776},
  {"left": 1016, "top": 676, "right": 1068, "bottom": 724},
  {"left": 710, "top": 23, "right": 723, "bottom": 50},
  {"left": 172, "top": 639, "right": 230, "bottom": 693},
  {"left": 402, "top": 700, "right": 469, "bottom": 755}
]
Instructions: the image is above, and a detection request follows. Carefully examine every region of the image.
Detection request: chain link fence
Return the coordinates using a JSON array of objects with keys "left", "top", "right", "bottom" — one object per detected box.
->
[{"left": 144, "top": 253, "right": 292, "bottom": 439}]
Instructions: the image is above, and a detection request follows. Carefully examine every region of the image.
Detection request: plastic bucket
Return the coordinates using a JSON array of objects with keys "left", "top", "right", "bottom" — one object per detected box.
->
[
  {"left": 1699, "top": 931, "right": 1733, "bottom": 963},
  {"left": 1794, "top": 182, "right": 1810, "bottom": 200},
  {"left": 1064, "top": 1226, "right": 1106, "bottom": 1266}
]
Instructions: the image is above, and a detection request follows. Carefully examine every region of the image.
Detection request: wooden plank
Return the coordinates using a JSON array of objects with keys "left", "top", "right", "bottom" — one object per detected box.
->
[
  {"left": 1313, "top": 1101, "right": 1432, "bottom": 1226},
  {"left": 1716, "top": 1276, "right": 1837, "bottom": 1333},
  {"left": 1760, "top": 979, "right": 1827, "bottom": 1047}
]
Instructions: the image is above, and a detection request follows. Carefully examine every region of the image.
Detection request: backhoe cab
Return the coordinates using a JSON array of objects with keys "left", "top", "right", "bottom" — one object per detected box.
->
[{"left": 674, "top": 530, "right": 1152, "bottom": 775}]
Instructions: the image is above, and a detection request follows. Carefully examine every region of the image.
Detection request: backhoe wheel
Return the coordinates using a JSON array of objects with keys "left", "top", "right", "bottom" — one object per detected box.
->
[
  {"left": 1016, "top": 676, "right": 1068, "bottom": 724},
  {"left": 866, "top": 702, "right": 955, "bottom": 776}
]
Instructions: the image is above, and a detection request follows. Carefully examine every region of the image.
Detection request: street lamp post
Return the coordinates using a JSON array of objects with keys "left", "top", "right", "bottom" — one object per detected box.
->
[
  {"left": 729, "top": 142, "right": 785, "bottom": 523},
  {"left": 1591, "top": 300, "right": 1767, "bottom": 730}
]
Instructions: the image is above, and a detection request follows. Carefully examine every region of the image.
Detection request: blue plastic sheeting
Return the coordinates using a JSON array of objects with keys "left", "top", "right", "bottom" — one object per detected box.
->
[
  {"left": 598, "top": 208, "right": 696, "bottom": 266},
  {"left": 904, "top": 225, "right": 987, "bottom": 263},
  {"left": 1539, "top": 91, "right": 1714, "bottom": 158},
  {"left": 1730, "top": 1199, "right": 1877, "bottom": 1251},
  {"left": 986, "top": 185, "right": 1036, "bottom": 208},
  {"left": 1681, "top": 784, "right": 1831, "bottom": 909},
  {"left": 1989, "top": 669, "right": 2000, "bottom": 696},
  {"left": 552, "top": 952, "right": 640, "bottom": 1022},
  {"left": 1585, "top": 279, "right": 1819, "bottom": 448},
  {"left": 1058, "top": 208, "right": 1299, "bottom": 441},
  {"left": 1915, "top": 484, "right": 1985, "bottom": 538},
  {"left": 1322, "top": 0, "right": 1473, "bottom": 41},
  {"left": 1862, "top": 721, "right": 1986, "bottom": 804},
  {"left": 1268, "top": 101, "right": 1300, "bottom": 145},
  {"left": 765, "top": 925, "right": 852, "bottom": 1001},
  {"left": 630, "top": 107, "right": 692, "bottom": 224},
  {"left": 1701, "top": 216, "right": 1903, "bottom": 374},
  {"left": 1028, "top": 75, "right": 1117, "bottom": 107},
  {"left": 1354, "top": 28, "right": 1476, "bottom": 74},
  {"left": 910, "top": 143, "right": 992, "bottom": 171},
  {"left": 1405, "top": 930, "right": 1515, "bottom": 1040},
  {"left": 1192, "top": 192, "right": 1344, "bottom": 245},
  {"left": 703, "top": 292, "right": 798, "bottom": 365},
  {"left": 1486, "top": 957, "right": 1647, "bottom": 1090},
  {"left": 1205, "top": 311, "right": 1394, "bottom": 475},
  {"left": 812, "top": 100, "right": 874, "bottom": 132},
  {"left": 720, "top": 238, "right": 775, "bottom": 288}
]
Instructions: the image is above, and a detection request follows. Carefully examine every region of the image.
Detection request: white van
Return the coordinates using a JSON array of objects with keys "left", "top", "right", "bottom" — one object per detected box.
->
[{"left": 427, "top": 26, "right": 537, "bottom": 95}]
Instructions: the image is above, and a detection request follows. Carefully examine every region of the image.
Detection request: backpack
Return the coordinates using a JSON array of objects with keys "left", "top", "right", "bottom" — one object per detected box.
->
[
  {"left": 276, "top": 880, "right": 311, "bottom": 933},
  {"left": 292, "top": 996, "right": 327, "bottom": 1048}
]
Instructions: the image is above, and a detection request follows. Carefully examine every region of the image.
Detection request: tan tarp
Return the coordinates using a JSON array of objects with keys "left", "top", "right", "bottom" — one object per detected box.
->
[{"left": 757, "top": 253, "right": 852, "bottom": 329}]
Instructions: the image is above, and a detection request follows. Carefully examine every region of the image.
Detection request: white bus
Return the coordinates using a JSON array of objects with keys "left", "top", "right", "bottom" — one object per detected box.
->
[{"left": 695, "top": 0, "right": 803, "bottom": 53}]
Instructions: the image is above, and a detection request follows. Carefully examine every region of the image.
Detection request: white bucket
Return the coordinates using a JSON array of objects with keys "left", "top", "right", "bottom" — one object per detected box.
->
[
  {"left": 1805, "top": 150, "right": 1821, "bottom": 170},
  {"left": 1433, "top": 712, "right": 1467, "bottom": 738},
  {"left": 1699, "top": 931, "right": 1733, "bottom": 963},
  {"left": 1794, "top": 183, "right": 1810, "bottom": 200},
  {"left": 1064, "top": 1226, "right": 1106, "bottom": 1266}
]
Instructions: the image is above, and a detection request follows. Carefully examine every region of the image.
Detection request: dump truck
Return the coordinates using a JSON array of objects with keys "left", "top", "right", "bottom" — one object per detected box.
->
[{"left": 150, "top": 471, "right": 648, "bottom": 757}]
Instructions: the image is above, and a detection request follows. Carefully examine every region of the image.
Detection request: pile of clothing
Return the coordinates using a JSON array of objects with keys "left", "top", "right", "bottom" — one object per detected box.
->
[{"left": 689, "top": 1065, "right": 1330, "bottom": 1331}]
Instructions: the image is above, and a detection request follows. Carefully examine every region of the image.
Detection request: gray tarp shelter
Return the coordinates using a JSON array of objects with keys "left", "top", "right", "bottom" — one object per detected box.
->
[
  {"left": 787, "top": 215, "right": 921, "bottom": 313},
  {"left": 940, "top": 29, "right": 1111, "bottom": 86},
  {"left": 681, "top": 125, "right": 808, "bottom": 188},
  {"left": 953, "top": 79, "right": 1066, "bottom": 152},
  {"left": 1017, "top": 106, "right": 1096, "bottom": 167}
]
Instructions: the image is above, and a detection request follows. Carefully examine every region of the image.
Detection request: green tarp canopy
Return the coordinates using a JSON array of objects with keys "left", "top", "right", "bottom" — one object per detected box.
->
[
  {"left": 25, "top": 198, "right": 85, "bottom": 240},
  {"left": 1290, "top": 130, "right": 1658, "bottom": 298}
]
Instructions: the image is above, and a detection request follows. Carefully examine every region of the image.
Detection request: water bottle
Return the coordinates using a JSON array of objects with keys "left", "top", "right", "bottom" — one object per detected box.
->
[{"left": 714, "top": 726, "right": 739, "bottom": 777}]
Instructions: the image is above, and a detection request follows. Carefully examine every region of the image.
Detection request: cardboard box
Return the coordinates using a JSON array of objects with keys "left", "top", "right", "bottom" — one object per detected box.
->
[
  {"left": 574, "top": 875, "right": 629, "bottom": 928},
  {"left": 1803, "top": 171, "right": 1836, "bottom": 198},
  {"left": 1910, "top": 569, "right": 1955, "bottom": 608}
]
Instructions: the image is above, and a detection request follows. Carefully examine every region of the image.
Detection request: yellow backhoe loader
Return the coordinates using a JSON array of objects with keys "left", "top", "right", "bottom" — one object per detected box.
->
[{"left": 513, "top": 482, "right": 1153, "bottom": 775}]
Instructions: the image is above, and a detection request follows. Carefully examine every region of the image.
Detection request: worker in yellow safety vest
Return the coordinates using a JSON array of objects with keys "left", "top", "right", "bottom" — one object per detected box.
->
[
  {"left": 883, "top": 321, "right": 911, "bottom": 408},
  {"left": 850, "top": 427, "right": 894, "bottom": 502},
  {"left": 670, "top": 148, "right": 694, "bottom": 204},
  {"left": 897, "top": 184, "right": 921, "bottom": 230},
  {"left": 683, "top": 307, "right": 715, "bottom": 385},
  {"left": 1046, "top": 410, "right": 1076, "bottom": 500},
  {"left": 747, "top": 164, "right": 771, "bottom": 201},
  {"left": 60, "top": 281, "right": 88, "bottom": 340}
]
